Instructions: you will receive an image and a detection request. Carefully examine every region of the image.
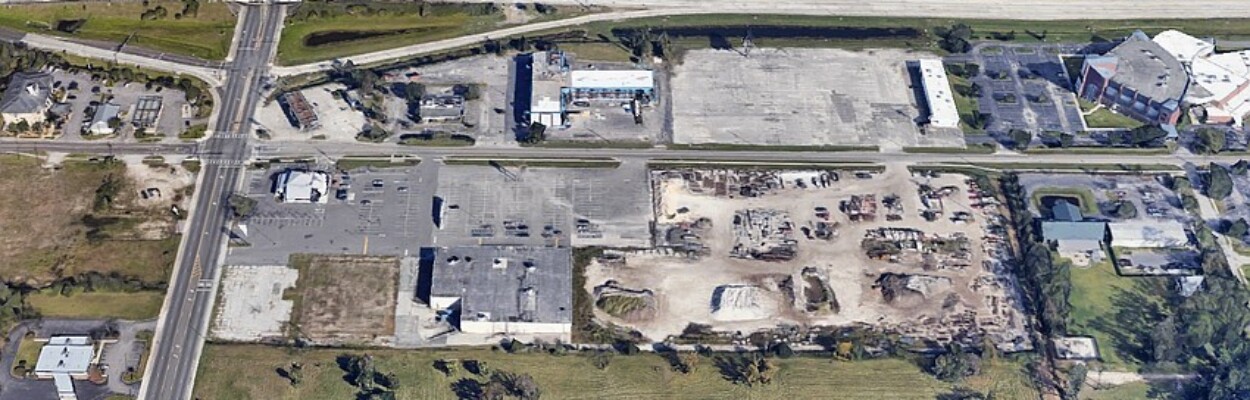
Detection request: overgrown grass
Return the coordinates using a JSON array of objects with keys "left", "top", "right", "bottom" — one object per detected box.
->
[
  {"left": 11, "top": 336, "right": 40, "bottom": 377},
  {"left": 195, "top": 344, "right": 1010, "bottom": 400},
  {"left": 27, "top": 290, "right": 165, "bottom": 320},
  {"left": 277, "top": 3, "right": 506, "bottom": 65},
  {"left": 1080, "top": 381, "right": 1170, "bottom": 399},
  {"left": 398, "top": 133, "right": 475, "bottom": 147},
  {"left": 0, "top": 1, "right": 236, "bottom": 59},
  {"left": 180, "top": 124, "right": 208, "bottom": 140},
  {"left": 0, "top": 156, "right": 182, "bottom": 285},
  {"left": 595, "top": 295, "right": 647, "bottom": 318},
  {"left": 1064, "top": 256, "right": 1170, "bottom": 371}
]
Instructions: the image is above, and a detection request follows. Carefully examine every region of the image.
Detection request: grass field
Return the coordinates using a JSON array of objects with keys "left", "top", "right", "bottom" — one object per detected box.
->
[
  {"left": 1065, "top": 256, "right": 1170, "bottom": 371},
  {"left": 11, "top": 336, "right": 40, "bottom": 377},
  {"left": 1080, "top": 381, "right": 1173, "bottom": 399},
  {"left": 1079, "top": 99, "right": 1143, "bottom": 129},
  {"left": 27, "top": 290, "right": 165, "bottom": 320},
  {"left": 194, "top": 344, "right": 1036, "bottom": 400},
  {"left": 0, "top": 1, "right": 235, "bottom": 59},
  {"left": 0, "top": 156, "right": 180, "bottom": 285},
  {"left": 277, "top": 3, "right": 505, "bottom": 65}
]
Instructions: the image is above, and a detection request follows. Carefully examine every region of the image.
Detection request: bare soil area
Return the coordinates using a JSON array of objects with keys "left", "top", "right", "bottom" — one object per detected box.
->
[{"left": 291, "top": 255, "right": 399, "bottom": 345}]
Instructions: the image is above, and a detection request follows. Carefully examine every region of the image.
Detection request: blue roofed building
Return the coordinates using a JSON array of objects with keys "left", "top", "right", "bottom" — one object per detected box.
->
[
  {"left": 1042, "top": 221, "right": 1108, "bottom": 266},
  {"left": 1051, "top": 199, "right": 1084, "bottom": 222}
]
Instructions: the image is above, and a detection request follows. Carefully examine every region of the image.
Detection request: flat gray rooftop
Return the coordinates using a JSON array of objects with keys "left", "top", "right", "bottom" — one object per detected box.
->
[
  {"left": 430, "top": 246, "right": 572, "bottom": 324},
  {"left": 1106, "top": 32, "right": 1188, "bottom": 102},
  {"left": 434, "top": 163, "right": 652, "bottom": 247}
]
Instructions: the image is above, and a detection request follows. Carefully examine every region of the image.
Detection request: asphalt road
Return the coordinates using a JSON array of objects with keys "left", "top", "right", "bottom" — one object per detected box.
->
[{"left": 137, "top": 4, "right": 284, "bottom": 400}]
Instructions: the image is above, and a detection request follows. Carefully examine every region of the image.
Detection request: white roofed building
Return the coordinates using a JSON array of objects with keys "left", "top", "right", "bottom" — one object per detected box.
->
[
  {"left": 566, "top": 70, "right": 655, "bottom": 104},
  {"left": 34, "top": 336, "right": 101, "bottom": 400},
  {"left": 916, "top": 59, "right": 961, "bottom": 129},
  {"left": 1153, "top": 30, "right": 1250, "bottom": 125},
  {"left": 274, "top": 170, "right": 330, "bottom": 204},
  {"left": 1108, "top": 221, "right": 1191, "bottom": 248}
]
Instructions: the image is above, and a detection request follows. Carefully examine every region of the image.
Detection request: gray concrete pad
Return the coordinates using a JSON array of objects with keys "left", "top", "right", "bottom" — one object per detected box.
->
[
  {"left": 211, "top": 265, "right": 299, "bottom": 342},
  {"left": 434, "top": 161, "right": 652, "bottom": 248},
  {"left": 672, "top": 48, "right": 962, "bottom": 149}
]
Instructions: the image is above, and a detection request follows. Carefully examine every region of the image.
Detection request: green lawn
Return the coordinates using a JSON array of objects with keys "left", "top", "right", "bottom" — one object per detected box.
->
[
  {"left": 1079, "top": 99, "right": 1143, "bottom": 129},
  {"left": 195, "top": 344, "right": 1033, "bottom": 400},
  {"left": 947, "top": 72, "right": 984, "bottom": 133},
  {"left": 27, "top": 290, "right": 165, "bottom": 320},
  {"left": 1065, "top": 256, "right": 1170, "bottom": 371},
  {"left": 0, "top": 1, "right": 236, "bottom": 59},
  {"left": 11, "top": 336, "right": 40, "bottom": 377},
  {"left": 334, "top": 157, "right": 421, "bottom": 171},
  {"left": 1080, "top": 381, "right": 1170, "bottom": 399},
  {"left": 277, "top": 3, "right": 505, "bottom": 65}
]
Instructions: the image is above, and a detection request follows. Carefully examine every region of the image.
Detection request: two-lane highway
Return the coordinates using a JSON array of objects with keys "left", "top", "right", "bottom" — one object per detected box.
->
[{"left": 138, "top": 4, "right": 285, "bottom": 400}]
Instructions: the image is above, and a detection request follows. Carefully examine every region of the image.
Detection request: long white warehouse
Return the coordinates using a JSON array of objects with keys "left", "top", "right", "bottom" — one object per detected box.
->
[{"left": 917, "top": 59, "right": 961, "bottom": 129}]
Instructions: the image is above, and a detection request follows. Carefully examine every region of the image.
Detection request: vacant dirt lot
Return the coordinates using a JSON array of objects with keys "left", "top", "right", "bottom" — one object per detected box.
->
[
  {"left": 290, "top": 255, "right": 399, "bottom": 345},
  {"left": 0, "top": 155, "right": 193, "bottom": 285}
]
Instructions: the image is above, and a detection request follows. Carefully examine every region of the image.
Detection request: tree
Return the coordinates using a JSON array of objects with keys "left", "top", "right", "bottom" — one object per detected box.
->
[
  {"left": 1008, "top": 129, "right": 1032, "bottom": 150},
  {"left": 770, "top": 342, "right": 795, "bottom": 358},
  {"left": 1226, "top": 218, "right": 1249, "bottom": 239},
  {"left": 935, "top": 24, "right": 974, "bottom": 53},
  {"left": 1207, "top": 163, "right": 1234, "bottom": 200},
  {"left": 1195, "top": 127, "right": 1227, "bottom": 154},
  {"left": 523, "top": 122, "right": 547, "bottom": 144},
  {"left": 1233, "top": 160, "right": 1250, "bottom": 176},
  {"left": 1111, "top": 200, "right": 1137, "bottom": 219},
  {"left": 1127, "top": 125, "right": 1168, "bottom": 148},
  {"left": 1065, "top": 364, "right": 1087, "bottom": 400},
  {"left": 930, "top": 343, "right": 980, "bottom": 382},
  {"left": 227, "top": 193, "right": 257, "bottom": 219}
]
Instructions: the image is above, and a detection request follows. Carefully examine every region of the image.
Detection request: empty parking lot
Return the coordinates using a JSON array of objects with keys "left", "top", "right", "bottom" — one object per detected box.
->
[{"left": 672, "top": 48, "right": 964, "bottom": 149}]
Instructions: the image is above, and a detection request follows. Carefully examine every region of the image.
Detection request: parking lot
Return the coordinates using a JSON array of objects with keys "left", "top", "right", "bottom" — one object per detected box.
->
[
  {"left": 49, "top": 70, "right": 198, "bottom": 142},
  {"left": 226, "top": 162, "right": 437, "bottom": 265},
  {"left": 948, "top": 44, "right": 1086, "bottom": 138},
  {"left": 671, "top": 48, "right": 964, "bottom": 150},
  {"left": 1019, "top": 173, "right": 1189, "bottom": 223}
]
